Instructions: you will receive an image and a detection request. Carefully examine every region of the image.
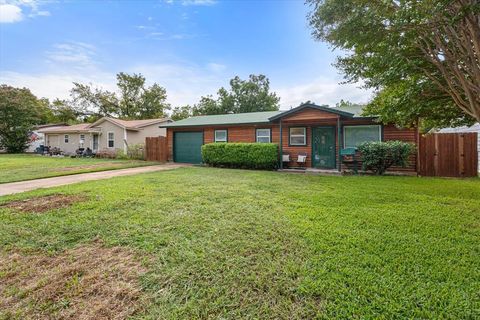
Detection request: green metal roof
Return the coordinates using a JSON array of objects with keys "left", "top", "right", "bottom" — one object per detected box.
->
[
  {"left": 160, "top": 111, "right": 283, "bottom": 127},
  {"left": 333, "top": 104, "right": 368, "bottom": 117},
  {"left": 161, "top": 104, "right": 376, "bottom": 128}
]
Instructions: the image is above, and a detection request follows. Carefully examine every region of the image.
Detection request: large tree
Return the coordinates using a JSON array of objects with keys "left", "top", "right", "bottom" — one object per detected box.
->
[
  {"left": 70, "top": 72, "right": 171, "bottom": 120},
  {"left": 116, "top": 72, "right": 170, "bottom": 119},
  {"left": 193, "top": 74, "right": 280, "bottom": 115},
  {"left": 0, "top": 85, "right": 46, "bottom": 153},
  {"left": 307, "top": 0, "right": 479, "bottom": 128}
]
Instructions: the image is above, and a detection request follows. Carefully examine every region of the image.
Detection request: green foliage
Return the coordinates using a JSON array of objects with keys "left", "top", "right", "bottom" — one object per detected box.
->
[
  {"left": 127, "top": 144, "right": 145, "bottom": 160},
  {"left": 307, "top": 0, "right": 479, "bottom": 128},
  {"left": 170, "top": 105, "right": 193, "bottom": 121},
  {"left": 193, "top": 74, "right": 280, "bottom": 116},
  {"left": 117, "top": 144, "right": 145, "bottom": 160},
  {"left": 202, "top": 143, "right": 278, "bottom": 170},
  {"left": 70, "top": 72, "right": 171, "bottom": 121},
  {"left": 358, "top": 140, "right": 415, "bottom": 175},
  {"left": 116, "top": 72, "right": 171, "bottom": 119},
  {"left": 0, "top": 168, "right": 479, "bottom": 318},
  {"left": 48, "top": 99, "right": 81, "bottom": 124},
  {"left": 0, "top": 85, "right": 46, "bottom": 153},
  {"left": 0, "top": 154, "right": 153, "bottom": 183}
]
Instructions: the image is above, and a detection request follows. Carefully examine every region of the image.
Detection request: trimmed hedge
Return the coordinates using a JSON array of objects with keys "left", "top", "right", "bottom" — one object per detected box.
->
[{"left": 201, "top": 143, "right": 278, "bottom": 170}]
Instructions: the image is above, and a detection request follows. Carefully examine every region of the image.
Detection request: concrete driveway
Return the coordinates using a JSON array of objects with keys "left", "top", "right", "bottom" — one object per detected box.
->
[{"left": 0, "top": 164, "right": 188, "bottom": 196}]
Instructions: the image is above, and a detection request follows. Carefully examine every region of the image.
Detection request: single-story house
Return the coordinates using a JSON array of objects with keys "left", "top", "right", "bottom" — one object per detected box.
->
[
  {"left": 27, "top": 123, "right": 69, "bottom": 153},
  {"left": 39, "top": 117, "right": 171, "bottom": 155},
  {"left": 437, "top": 123, "right": 480, "bottom": 172},
  {"left": 160, "top": 103, "right": 418, "bottom": 173}
]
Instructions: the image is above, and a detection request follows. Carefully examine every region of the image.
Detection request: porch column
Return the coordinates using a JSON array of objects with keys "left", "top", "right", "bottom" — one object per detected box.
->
[
  {"left": 337, "top": 116, "right": 342, "bottom": 172},
  {"left": 279, "top": 120, "right": 283, "bottom": 169}
]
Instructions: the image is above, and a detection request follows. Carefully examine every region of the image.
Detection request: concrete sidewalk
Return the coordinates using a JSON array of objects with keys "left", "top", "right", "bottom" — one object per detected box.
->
[{"left": 0, "top": 164, "right": 187, "bottom": 196}]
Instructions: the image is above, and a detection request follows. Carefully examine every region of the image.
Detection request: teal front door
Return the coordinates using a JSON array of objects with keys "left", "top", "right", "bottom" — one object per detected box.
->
[{"left": 312, "top": 127, "right": 336, "bottom": 169}]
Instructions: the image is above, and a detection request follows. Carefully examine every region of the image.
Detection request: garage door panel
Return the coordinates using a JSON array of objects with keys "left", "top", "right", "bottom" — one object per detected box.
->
[{"left": 174, "top": 132, "right": 203, "bottom": 164}]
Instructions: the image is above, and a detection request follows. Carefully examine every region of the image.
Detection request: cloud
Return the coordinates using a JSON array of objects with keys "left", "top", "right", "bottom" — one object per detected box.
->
[
  {"left": 0, "top": 70, "right": 116, "bottom": 100},
  {"left": 0, "top": 4, "right": 23, "bottom": 23},
  {"left": 275, "top": 77, "right": 373, "bottom": 109},
  {"left": 46, "top": 41, "right": 97, "bottom": 67},
  {"left": 207, "top": 62, "right": 226, "bottom": 73},
  {"left": 182, "top": 0, "right": 216, "bottom": 6},
  {"left": 32, "top": 9, "right": 49, "bottom": 16},
  {"left": 0, "top": 0, "right": 50, "bottom": 22}
]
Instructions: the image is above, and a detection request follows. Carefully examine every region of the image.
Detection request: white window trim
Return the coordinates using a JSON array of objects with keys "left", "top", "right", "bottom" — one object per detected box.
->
[
  {"left": 107, "top": 131, "right": 115, "bottom": 148},
  {"left": 289, "top": 127, "right": 306, "bottom": 146},
  {"left": 214, "top": 129, "right": 228, "bottom": 142},
  {"left": 256, "top": 128, "right": 271, "bottom": 143},
  {"left": 343, "top": 125, "right": 382, "bottom": 148},
  {"left": 80, "top": 134, "right": 85, "bottom": 140},
  {"left": 64, "top": 134, "right": 69, "bottom": 143}
]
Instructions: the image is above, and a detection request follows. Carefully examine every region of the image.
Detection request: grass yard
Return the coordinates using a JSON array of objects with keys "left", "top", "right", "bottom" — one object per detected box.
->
[
  {"left": 0, "top": 154, "right": 158, "bottom": 183},
  {"left": 0, "top": 167, "right": 479, "bottom": 319}
]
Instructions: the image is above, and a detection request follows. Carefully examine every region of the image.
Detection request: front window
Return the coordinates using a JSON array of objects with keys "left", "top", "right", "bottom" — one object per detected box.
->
[
  {"left": 256, "top": 129, "right": 271, "bottom": 143},
  {"left": 343, "top": 125, "right": 381, "bottom": 148},
  {"left": 108, "top": 132, "right": 114, "bottom": 148},
  {"left": 80, "top": 134, "right": 85, "bottom": 144},
  {"left": 289, "top": 127, "right": 306, "bottom": 146},
  {"left": 214, "top": 130, "right": 227, "bottom": 142},
  {"left": 64, "top": 135, "right": 69, "bottom": 143}
]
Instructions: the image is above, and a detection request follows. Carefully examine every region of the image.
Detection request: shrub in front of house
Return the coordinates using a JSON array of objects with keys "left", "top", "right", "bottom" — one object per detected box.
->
[
  {"left": 202, "top": 143, "right": 278, "bottom": 170},
  {"left": 358, "top": 140, "right": 415, "bottom": 175}
]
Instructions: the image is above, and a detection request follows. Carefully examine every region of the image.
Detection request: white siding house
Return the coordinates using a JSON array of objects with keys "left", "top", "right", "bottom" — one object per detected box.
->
[{"left": 38, "top": 117, "right": 171, "bottom": 155}]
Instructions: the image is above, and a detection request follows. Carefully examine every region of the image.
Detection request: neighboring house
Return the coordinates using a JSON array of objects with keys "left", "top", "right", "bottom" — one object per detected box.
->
[
  {"left": 27, "top": 123, "right": 69, "bottom": 153},
  {"left": 160, "top": 103, "right": 418, "bottom": 173},
  {"left": 38, "top": 117, "right": 171, "bottom": 155},
  {"left": 437, "top": 123, "right": 480, "bottom": 171}
]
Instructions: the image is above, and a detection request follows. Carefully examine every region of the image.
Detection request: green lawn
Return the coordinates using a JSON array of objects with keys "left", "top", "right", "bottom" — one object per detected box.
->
[
  {"left": 0, "top": 154, "right": 158, "bottom": 183},
  {"left": 0, "top": 167, "right": 479, "bottom": 319}
]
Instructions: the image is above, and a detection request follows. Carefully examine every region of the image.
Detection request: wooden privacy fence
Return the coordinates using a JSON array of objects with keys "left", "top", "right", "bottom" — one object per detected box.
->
[
  {"left": 418, "top": 132, "right": 478, "bottom": 177},
  {"left": 145, "top": 137, "right": 168, "bottom": 162}
]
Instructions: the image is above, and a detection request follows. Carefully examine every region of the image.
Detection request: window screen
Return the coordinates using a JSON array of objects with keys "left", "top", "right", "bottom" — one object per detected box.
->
[
  {"left": 289, "top": 127, "right": 306, "bottom": 145},
  {"left": 256, "top": 129, "right": 271, "bottom": 143},
  {"left": 215, "top": 130, "right": 227, "bottom": 142}
]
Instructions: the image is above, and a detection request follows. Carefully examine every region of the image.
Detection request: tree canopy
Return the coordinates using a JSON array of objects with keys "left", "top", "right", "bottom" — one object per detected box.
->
[
  {"left": 307, "top": 0, "right": 480, "bottom": 129},
  {"left": 0, "top": 85, "right": 48, "bottom": 153},
  {"left": 70, "top": 72, "right": 171, "bottom": 120},
  {"left": 192, "top": 74, "right": 280, "bottom": 116}
]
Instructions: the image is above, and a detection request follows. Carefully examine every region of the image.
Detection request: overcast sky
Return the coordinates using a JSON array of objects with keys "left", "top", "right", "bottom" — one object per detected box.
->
[{"left": 0, "top": 0, "right": 373, "bottom": 110}]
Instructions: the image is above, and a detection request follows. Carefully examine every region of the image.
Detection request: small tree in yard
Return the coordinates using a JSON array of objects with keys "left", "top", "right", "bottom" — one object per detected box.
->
[{"left": 358, "top": 141, "right": 415, "bottom": 175}]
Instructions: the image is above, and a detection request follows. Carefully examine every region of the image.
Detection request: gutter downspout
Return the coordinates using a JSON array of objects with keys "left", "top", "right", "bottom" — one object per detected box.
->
[
  {"left": 123, "top": 128, "right": 128, "bottom": 154},
  {"left": 337, "top": 116, "right": 342, "bottom": 172},
  {"left": 279, "top": 120, "right": 283, "bottom": 169}
]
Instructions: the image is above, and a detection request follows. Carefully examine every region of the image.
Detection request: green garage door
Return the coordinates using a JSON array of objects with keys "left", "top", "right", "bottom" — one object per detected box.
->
[{"left": 174, "top": 132, "right": 204, "bottom": 164}]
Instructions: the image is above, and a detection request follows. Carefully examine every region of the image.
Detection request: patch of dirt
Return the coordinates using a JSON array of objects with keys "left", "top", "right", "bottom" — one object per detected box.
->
[
  {"left": 1, "top": 194, "right": 87, "bottom": 213},
  {"left": 0, "top": 242, "right": 148, "bottom": 320}
]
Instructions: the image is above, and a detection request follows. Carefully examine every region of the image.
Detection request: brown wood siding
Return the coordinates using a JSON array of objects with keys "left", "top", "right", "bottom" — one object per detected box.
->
[
  {"left": 166, "top": 120, "right": 419, "bottom": 173},
  {"left": 282, "top": 107, "right": 339, "bottom": 121}
]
